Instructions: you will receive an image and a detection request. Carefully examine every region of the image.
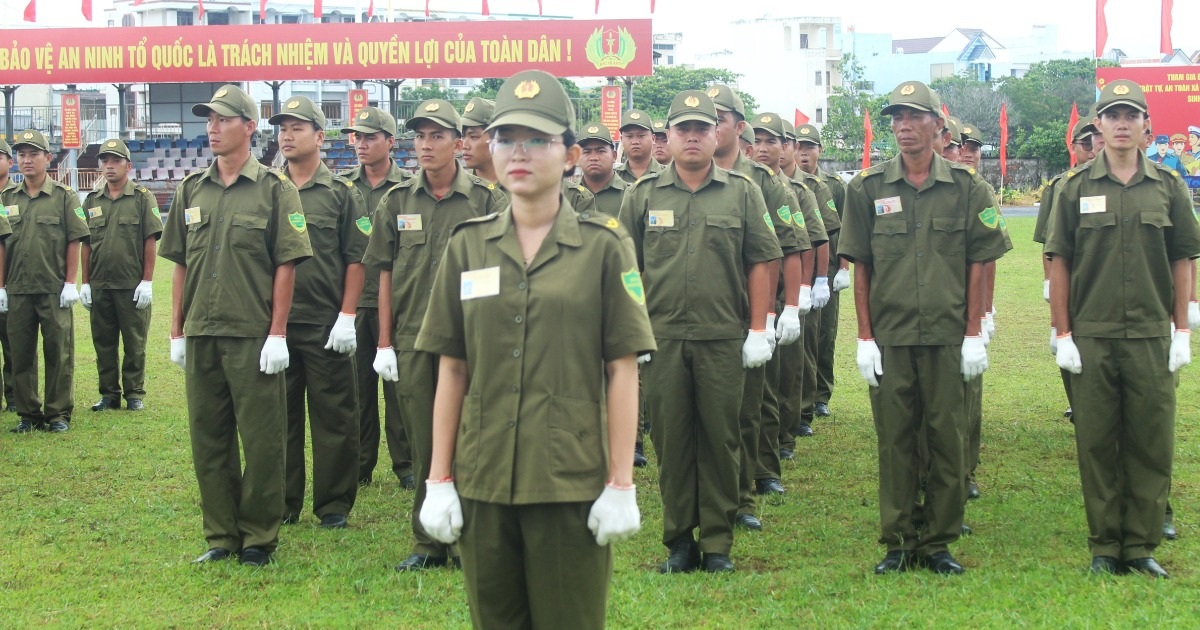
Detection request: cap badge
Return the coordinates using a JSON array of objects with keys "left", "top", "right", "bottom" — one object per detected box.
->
[
  {"left": 1113, "top": 84, "right": 1130, "bottom": 96},
  {"left": 654, "top": 122, "right": 664, "bottom": 129},
  {"left": 106, "top": 141, "right": 117, "bottom": 147},
  {"left": 964, "top": 127, "right": 973, "bottom": 133},
  {"left": 287, "top": 100, "right": 300, "bottom": 109},
  {"left": 900, "top": 84, "right": 916, "bottom": 96},
  {"left": 425, "top": 103, "right": 440, "bottom": 112},
  {"left": 587, "top": 126, "right": 600, "bottom": 133},
  {"left": 760, "top": 115, "right": 772, "bottom": 123},
  {"left": 23, "top": 132, "right": 33, "bottom": 140},
  {"left": 684, "top": 96, "right": 700, "bottom": 107},
  {"left": 359, "top": 112, "right": 370, "bottom": 119},
  {"left": 215, "top": 88, "right": 228, "bottom": 98},
  {"left": 465, "top": 102, "right": 475, "bottom": 113},
  {"left": 706, "top": 87, "right": 720, "bottom": 98},
  {"left": 514, "top": 80, "right": 540, "bottom": 99},
  {"left": 630, "top": 112, "right": 641, "bottom": 120}
]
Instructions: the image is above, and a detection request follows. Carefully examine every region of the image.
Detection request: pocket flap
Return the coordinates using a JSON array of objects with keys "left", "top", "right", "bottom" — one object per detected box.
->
[
  {"left": 932, "top": 217, "right": 965, "bottom": 232},
  {"left": 872, "top": 220, "right": 908, "bottom": 236},
  {"left": 705, "top": 214, "right": 743, "bottom": 230}
]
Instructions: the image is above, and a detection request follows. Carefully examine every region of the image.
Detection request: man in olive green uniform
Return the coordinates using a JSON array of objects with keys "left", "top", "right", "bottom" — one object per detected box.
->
[
  {"left": 80, "top": 139, "right": 163, "bottom": 412},
  {"left": 615, "top": 109, "right": 664, "bottom": 183},
  {"left": 342, "top": 106, "right": 414, "bottom": 488},
  {"left": 620, "top": 90, "right": 782, "bottom": 573},
  {"left": 461, "top": 97, "right": 498, "bottom": 185},
  {"left": 3, "top": 130, "right": 88, "bottom": 434},
  {"left": 578, "top": 122, "right": 627, "bottom": 218},
  {"left": 838, "top": 81, "right": 1008, "bottom": 575},
  {"left": 365, "top": 98, "right": 507, "bottom": 572},
  {"left": 652, "top": 119, "right": 670, "bottom": 166},
  {"left": 1046, "top": 80, "right": 1200, "bottom": 578},
  {"left": 0, "top": 138, "right": 18, "bottom": 412},
  {"left": 272, "top": 97, "right": 368, "bottom": 528},
  {"left": 159, "top": 84, "right": 312, "bottom": 566}
]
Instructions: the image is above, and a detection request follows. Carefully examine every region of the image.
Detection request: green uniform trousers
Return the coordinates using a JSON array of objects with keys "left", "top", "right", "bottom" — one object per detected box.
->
[
  {"left": 645, "top": 338, "right": 743, "bottom": 554},
  {"left": 459, "top": 498, "right": 611, "bottom": 630},
  {"left": 1069, "top": 336, "right": 1174, "bottom": 561},
  {"left": 0, "top": 311, "right": 13, "bottom": 406},
  {"left": 186, "top": 336, "right": 286, "bottom": 553},
  {"left": 284, "top": 323, "right": 360, "bottom": 519},
  {"left": 756, "top": 344, "right": 784, "bottom": 481},
  {"left": 815, "top": 235, "right": 842, "bottom": 406},
  {"left": 1060, "top": 368, "right": 1074, "bottom": 408},
  {"left": 355, "top": 307, "right": 411, "bottom": 483},
  {"left": 966, "top": 375, "right": 983, "bottom": 484},
  {"left": 737, "top": 363, "right": 766, "bottom": 516},
  {"left": 9, "top": 293, "right": 75, "bottom": 422},
  {"left": 777, "top": 320, "right": 806, "bottom": 451},
  {"left": 800, "top": 306, "right": 822, "bottom": 421},
  {"left": 397, "top": 349, "right": 453, "bottom": 558},
  {"left": 89, "top": 288, "right": 150, "bottom": 402},
  {"left": 870, "top": 344, "right": 965, "bottom": 555}
]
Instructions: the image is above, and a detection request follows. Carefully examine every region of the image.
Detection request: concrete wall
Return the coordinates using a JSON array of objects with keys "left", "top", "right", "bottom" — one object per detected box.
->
[{"left": 819, "top": 157, "right": 1049, "bottom": 190}]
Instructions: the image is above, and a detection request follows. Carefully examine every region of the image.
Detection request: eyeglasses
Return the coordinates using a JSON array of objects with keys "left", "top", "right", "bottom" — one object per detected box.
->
[
  {"left": 489, "top": 136, "right": 562, "bottom": 157},
  {"left": 1073, "top": 140, "right": 1093, "bottom": 150}
]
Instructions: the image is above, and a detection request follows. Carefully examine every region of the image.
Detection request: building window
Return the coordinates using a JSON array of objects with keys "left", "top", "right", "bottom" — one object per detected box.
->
[
  {"left": 816, "top": 108, "right": 824, "bottom": 123},
  {"left": 282, "top": 15, "right": 300, "bottom": 24},
  {"left": 177, "top": 11, "right": 193, "bottom": 26},
  {"left": 784, "top": 26, "right": 792, "bottom": 51},
  {"left": 667, "top": 55, "right": 674, "bottom": 65},
  {"left": 322, "top": 101, "right": 343, "bottom": 121},
  {"left": 121, "top": 14, "right": 135, "bottom": 27},
  {"left": 814, "top": 71, "right": 822, "bottom": 86},
  {"left": 799, "top": 33, "right": 809, "bottom": 49},
  {"left": 826, "top": 71, "right": 832, "bottom": 87},
  {"left": 260, "top": 101, "right": 274, "bottom": 120},
  {"left": 207, "top": 12, "right": 229, "bottom": 25}
]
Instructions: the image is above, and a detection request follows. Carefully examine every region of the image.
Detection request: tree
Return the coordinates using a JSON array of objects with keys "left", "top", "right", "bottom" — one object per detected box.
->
[
  {"left": 464, "top": 78, "right": 587, "bottom": 101},
  {"left": 930, "top": 74, "right": 1007, "bottom": 144},
  {"left": 629, "top": 66, "right": 757, "bottom": 118},
  {"left": 399, "top": 84, "right": 457, "bottom": 101},
  {"left": 823, "top": 54, "right": 894, "bottom": 162},
  {"left": 998, "top": 58, "right": 1118, "bottom": 136},
  {"left": 1013, "top": 122, "right": 1073, "bottom": 173}
]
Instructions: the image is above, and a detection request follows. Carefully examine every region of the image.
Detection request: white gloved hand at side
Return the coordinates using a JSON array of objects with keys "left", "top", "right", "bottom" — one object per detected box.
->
[
  {"left": 259, "top": 336, "right": 290, "bottom": 375},
  {"left": 1043, "top": 279, "right": 1050, "bottom": 303},
  {"left": 587, "top": 484, "right": 640, "bottom": 545},
  {"left": 777, "top": 306, "right": 803, "bottom": 346},
  {"left": 797, "top": 285, "right": 813, "bottom": 315},
  {"left": 812, "top": 277, "right": 831, "bottom": 309},
  {"left": 80, "top": 284, "right": 93, "bottom": 310},
  {"left": 324, "top": 312, "right": 358, "bottom": 354},
  {"left": 1056, "top": 333, "right": 1083, "bottom": 374},
  {"left": 170, "top": 337, "right": 187, "bottom": 370},
  {"left": 961, "top": 335, "right": 988, "bottom": 381},
  {"left": 856, "top": 338, "right": 883, "bottom": 387},
  {"left": 373, "top": 347, "right": 399, "bottom": 381},
  {"left": 0, "top": 287, "right": 7, "bottom": 313},
  {"left": 419, "top": 480, "right": 464, "bottom": 544},
  {"left": 60, "top": 283, "right": 79, "bottom": 309},
  {"left": 132, "top": 280, "right": 153, "bottom": 310},
  {"left": 832, "top": 268, "right": 851, "bottom": 292},
  {"left": 1049, "top": 327, "right": 1058, "bottom": 356},
  {"left": 637, "top": 353, "right": 652, "bottom": 364},
  {"left": 742, "top": 329, "right": 773, "bottom": 368},
  {"left": 1169, "top": 330, "right": 1191, "bottom": 373},
  {"left": 984, "top": 310, "right": 996, "bottom": 340},
  {"left": 765, "top": 313, "right": 778, "bottom": 353}
]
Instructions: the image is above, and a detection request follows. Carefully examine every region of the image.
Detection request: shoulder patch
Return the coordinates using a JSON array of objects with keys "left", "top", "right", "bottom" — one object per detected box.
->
[
  {"left": 288, "top": 211, "right": 307, "bottom": 233},
  {"left": 621, "top": 267, "right": 646, "bottom": 305},
  {"left": 978, "top": 206, "right": 999, "bottom": 229},
  {"left": 355, "top": 216, "right": 373, "bottom": 236}
]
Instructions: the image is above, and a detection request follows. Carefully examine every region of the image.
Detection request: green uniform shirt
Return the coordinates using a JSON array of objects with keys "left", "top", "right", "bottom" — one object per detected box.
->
[
  {"left": 614, "top": 158, "right": 664, "bottom": 184},
  {"left": 159, "top": 158, "right": 313, "bottom": 338},
  {"left": 284, "top": 163, "right": 370, "bottom": 325},
  {"left": 619, "top": 163, "right": 784, "bottom": 341},
  {"left": 82, "top": 180, "right": 164, "bottom": 290},
  {"left": 838, "top": 154, "right": 1009, "bottom": 346},
  {"left": 344, "top": 159, "right": 410, "bottom": 309},
  {"left": 415, "top": 201, "right": 657, "bottom": 505},
  {"left": 1, "top": 177, "right": 90, "bottom": 294},
  {"left": 732, "top": 153, "right": 806, "bottom": 254},
  {"left": 794, "top": 168, "right": 842, "bottom": 235},
  {"left": 779, "top": 172, "right": 826, "bottom": 251},
  {"left": 1033, "top": 170, "right": 1075, "bottom": 245},
  {"left": 584, "top": 173, "right": 628, "bottom": 217},
  {"left": 1044, "top": 154, "right": 1200, "bottom": 339},
  {"left": 362, "top": 164, "right": 506, "bottom": 351},
  {"left": 562, "top": 181, "right": 600, "bottom": 216},
  {"left": 819, "top": 168, "right": 846, "bottom": 216}
]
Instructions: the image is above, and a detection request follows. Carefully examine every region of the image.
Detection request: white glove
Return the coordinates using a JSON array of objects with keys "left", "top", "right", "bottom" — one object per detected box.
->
[
  {"left": 587, "top": 484, "right": 640, "bottom": 545},
  {"left": 984, "top": 310, "right": 996, "bottom": 340},
  {"left": 1049, "top": 327, "right": 1058, "bottom": 356},
  {"left": 1189, "top": 302, "right": 1200, "bottom": 331},
  {"left": 170, "top": 336, "right": 187, "bottom": 370},
  {"left": 324, "top": 312, "right": 357, "bottom": 354},
  {"left": 637, "top": 353, "right": 652, "bottom": 364},
  {"left": 980, "top": 317, "right": 991, "bottom": 347},
  {"left": 812, "top": 277, "right": 831, "bottom": 309},
  {"left": 132, "top": 280, "right": 152, "bottom": 310},
  {"left": 961, "top": 335, "right": 988, "bottom": 381},
  {"left": 1056, "top": 332, "right": 1083, "bottom": 374},
  {"left": 777, "top": 305, "right": 803, "bottom": 346},
  {"left": 1043, "top": 279, "right": 1050, "bottom": 303},
  {"left": 80, "top": 284, "right": 92, "bottom": 310},
  {"left": 856, "top": 338, "right": 883, "bottom": 387},
  {"left": 832, "top": 267, "right": 851, "bottom": 292},
  {"left": 259, "top": 336, "right": 290, "bottom": 375},
  {"left": 0, "top": 287, "right": 7, "bottom": 313},
  {"left": 765, "top": 313, "right": 778, "bottom": 353},
  {"left": 373, "top": 347, "right": 399, "bottom": 381},
  {"left": 742, "top": 329, "right": 773, "bottom": 368},
  {"left": 60, "top": 283, "right": 79, "bottom": 309},
  {"left": 1169, "top": 330, "right": 1191, "bottom": 373},
  {"left": 419, "top": 480, "right": 464, "bottom": 544},
  {"left": 797, "top": 285, "right": 813, "bottom": 315}
]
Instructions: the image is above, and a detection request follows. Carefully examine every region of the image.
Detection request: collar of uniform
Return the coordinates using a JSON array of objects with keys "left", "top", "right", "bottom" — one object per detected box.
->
[
  {"left": 284, "top": 162, "right": 334, "bottom": 190},
  {"left": 881, "top": 153, "right": 955, "bottom": 186},
  {"left": 103, "top": 178, "right": 137, "bottom": 200},
  {"left": 591, "top": 171, "right": 627, "bottom": 193},
  {"left": 347, "top": 159, "right": 407, "bottom": 186},
  {"left": 203, "top": 155, "right": 265, "bottom": 185},
  {"left": 1088, "top": 151, "right": 1155, "bottom": 185},
  {"left": 412, "top": 163, "right": 474, "bottom": 200},
  {"left": 655, "top": 161, "right": 725, "bottom": 190},
  {"left": 481, "top": 194, "right": 582, "bottom": 248},
  {"left": 18, "top": 174, "right": 58, "bottom": 198}
]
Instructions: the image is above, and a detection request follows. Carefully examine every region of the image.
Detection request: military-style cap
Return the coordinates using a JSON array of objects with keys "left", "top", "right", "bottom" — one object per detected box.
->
[
  {"left": 488, "top": 69, "right": 576, "bottom": 136},
  {"left": 620, "top": 109, "right": 652, "bottom": 131},
  {"left": 944, "top": 117, "right": 963, "bottom": 146},
  {"left": 740, "top": 124, "right": 754, "bottom": 145},
  {"left": 1072, "top": 119, "right": 1096, "bottom": 142},
  {"left": 751, "top": 112, "right": 786, "bottom": 138},
  {"left": 1097, "top": 79, "right": 1147, "bottom": 114},
  {"left": 1170, "top": 133, "right": 1187, "bottom": 143},
  {"left": 460, "top": 97, "right": 495, "bottom": 128},
  {"left": 781, "top": 120, "right": 796, "bottom": 141},
  {"left": 667, "top": 90, "right": 718, "bottom": 126},
  {"left": 97, "top": 138, "right": 131, "bottom": 160},
  {"left": 704, "top": 84, "right": 745, "bottom": 117},
  {"left": 960, "top": 122, "right": 983, "bottom": 146},
  {"left": 1190, "top": 125, "right": 1200, "bottom": 137},
  {"left": 191, "top": 84, "right": 257, "bottom": 120},
  {"left": 881, "top": 81, "right": 940, "bottom": 116},
  {"left": 795, "top": 123, "right": 823, "bottom": 146},
  {"left": 11, "top": 129, "right": 50, "bottom": 152},
  {"left": 1155, "top": 134, "right": 1170, "bottom": 144},
  {"left": 651, "top": 119, "right": 668, "bottom": 135},
  {"left": 0, "top": 138, "right": 11, "bottom": 157},
  {"left": 579, "top": 122, "right": 615, "bottom": 147},
  {"left": 268, "top": 95, "right": 327, "bottom": 129},
  {"left": 406, "top": 99, "right": 461, "bottom": 133},
  {"left": 342, "top": 106, "right": 398, "bottom": 137}
]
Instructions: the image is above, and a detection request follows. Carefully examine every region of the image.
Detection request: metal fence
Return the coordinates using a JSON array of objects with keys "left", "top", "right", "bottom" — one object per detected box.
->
[{"left": 3, "top": 103, "right": 155, "bottom": 147}]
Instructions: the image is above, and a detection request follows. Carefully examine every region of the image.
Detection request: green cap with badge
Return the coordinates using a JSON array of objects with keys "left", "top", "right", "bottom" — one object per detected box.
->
[
  {"left": 668, "top": 90, "right": 718, "bottom": 126},
  {"left": 191, "top": 84, "right": 258, "bottom": 120},
  {"left": 12, "top": 129, "right": 50, "bottom": 152},
  {"left": 620, "top": 109, "right": 652, "bottom": 131},
  {"left": 795, "top": 123, "right": 822, "bottom": 145},
  {"left": 881, "top": 80, "right": 941, "bottom": 116},
  {"left": 0, "top": 137, "right": 11, "bottom": 157},
  {"left": 704, "top": 84, "right": 745, "bottom": 118},
  {"left": 781, "top": 120, "right": 796, "bottom": 141},
  {"left": 960, "top": 122, "right": 983, "bottom": 146},
  {"left": 1072, "top": 119, "right": 1097, "bottom": 142},
  {"left": 751, "top": 112, "right": 786, "bottom": 138},
  {"left": 651, "top": 119, "right": 668, "bottom": 135},
  {"left": 1096, "top": 79, "right": 1147, "bottom": 114},
  {"left": 460, "top": 97, "right": 495, "bottom": 128},
  {"left": 268, "top": 95, "right": 327, "bottom": 129},
  {"left": 944, "top": 117, "right": 963, "bottom": 146},
  {"left": 579, "top": 122, "right": 615, "bottom": 147},
  {"left": 407, "top": 99, "right": 461, "bottom": 133},
  {"left": 739, "top": 124, "right": 754, "bottom": 144},
  {"left": 488, "top": 69, "right": 576, "bottom": 136},
  {"left": 342, "top": 106, "right": 398, "bottom": 137},
  {"left": 97, "top": 138, "right": 131, "bottom": 160}
]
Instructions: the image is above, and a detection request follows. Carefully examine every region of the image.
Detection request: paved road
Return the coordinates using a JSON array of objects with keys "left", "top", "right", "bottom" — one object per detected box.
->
[{"left": 1002, "top": 205, "right": 1038, "bottom": 218}]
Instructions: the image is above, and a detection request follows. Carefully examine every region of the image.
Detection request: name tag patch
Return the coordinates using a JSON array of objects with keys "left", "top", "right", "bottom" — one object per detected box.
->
[
  {"left": 648, "top": 210, "right": 674, "bottom": 227},
  {"left": 88, "top": 207, "right": 103, "bottom": 219},
  {"left": 183, "top": 207, "right": 201, "bottom": 225},
  {"left": 1, "top": 205, "right": 17, "bottom": 218},
  {"left": 1080, "top": 196, "right": 1107, "bottom": 214},
  {"left": 397, "top": 214, "right": 423, "bottom": 231},
  {"left": 875, "top": 196, "right": 903, "bottom": 215},
  {"left": 461, "top": 266, "right": 500, "bottom": 301}
]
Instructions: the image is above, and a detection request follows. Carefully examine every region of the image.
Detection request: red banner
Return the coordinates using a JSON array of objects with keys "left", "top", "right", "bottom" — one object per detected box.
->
[
  {"left": 599, "top": 85, "right": 622, "bottom": 140},
  {"left": 0, "top": 20, "right": 652, "bottom": 85},
  {"left": 61, "top": 93, "right": 82, "bottom": 149},
  {"left": 1097, "top": 66, "right": 1200, "bottom": 187},
  {"left": 347, "top": 89, "right": 369, "bottom": 121}
]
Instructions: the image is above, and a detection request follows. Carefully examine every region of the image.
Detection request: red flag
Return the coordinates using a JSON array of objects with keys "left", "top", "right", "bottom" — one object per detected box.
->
[
  {"left": 794, "top": 109, "right": 809, "bottom": 126},
  {"left": 425, "top": 0, "right": 430, "bottom": 17},
  {"left": 941, "top": 103, "right": 950, "bottom": 118},
  {"left": 999, "top": 103, "right": 1009, "bottom": 184},
  {"left": 1161, "top": 0, "right": 1174, "bottom": 55},
  {"left": 23, "top": 0, "right": 35, "bottom": 21},
  {"left": 82, "top": 0, "right": 91, "bottom": 20},
  {"left": 314, "top": 0, "right": 322, "bottom": 19},
  {"left": 537, "top": 0, "right": 543, "bottom": 15},
  {"left": 482, "top": 0, "right": 489, "bottom": 15},
  {"left": 595, "top": 0, "right": 600, "bottom": 13},
  {"left": 260, "top": 0, "right": 268, "bottom": 21},
  {"left": 197, "top": 0, "right": 205, "bottom": 19},
  {"left": 651, "top": 0, "right": 656, "bottom": 12},
  {"left": 133, "top": 0, "right": 142, "bottom": 4},
  {"left": 862, "top": 111, "right": 873, "bottom": 170},
  {"left": 1096, "top": 0, "right": 1108, "bottom": 57},
  {"left": 367, "top": 0, "right": 374, "bottom": 17},
  {"left": 1067, "top": 102, "right": 1080, "bottom": 167}
]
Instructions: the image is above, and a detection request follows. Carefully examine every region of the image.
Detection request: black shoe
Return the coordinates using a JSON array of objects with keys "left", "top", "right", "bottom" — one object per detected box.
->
[
  {"left": 967, "top": 482, "right": 981, "bottom": 500},
  {"left": 395, "top": 553, "right": 448, "bottom": 572},
  {"left": 659, "top": 537, "right": 700, "bottom": 574},
  {"left": 796, "top": 422, "right": 814, "bottom": 438},
  {"left": 633, "top": 444, "right": 648, "bottom": 468},
  {"left": 779, "top": 447, "right": 794, "bottom": 461},
  {"left": 814, "top": 402, "right": 830, "bottom": 417},
  {"left": 399, "top": 474, "right": 415, "bottom": 490},
  {"left": 874, "top": 550, "right": 913, "bottom": 574},
  {"left": 755, "top": 478, "right": 785, "bottom": 495},
  {"left": 1163, "top": 522, "right": 1178, "bottom": 541},
  {"left": 1089, "top": 556, "right": 1121, "bottom": 575},
  {"left": 126, "top": 399, "right": 145, "bottom": 411},
  {"left": 239, "top": 546, "right": 272, "bottom": 566},
  {"left": 281, "top": 514, "right": 300, "bottom": 525},
  {"left": 921, "top": 551, "right": 965, "bottom": 575},
  {"left": 192, "top": 548, "right": 233, "bottom": 564},
  {"left": 961, "top": 524, "right": 973, "bottom": 536},
  {"left": 1125, "top": 557, "right": 1169, "bottom": 579},
  {"left": 1063, "top": 407, "right": 1073, "bottom": 418},
  {"left": 10, "top": 419, "right": 36, "bottom": 433},
  {"left": 734, "top": 513, "right": 762, "bottom": 531},
  {"left": 702, "top": 553, "right": 735, "bottom": 573},
  {"left": 43, "top": 420, "right": 69, "bottom": 433},
  {"left": 91, "top": 397, "right": 120, "bottom": 411},
  {"left": 319, "top": 513, "right": 348, "bottom": 529}
]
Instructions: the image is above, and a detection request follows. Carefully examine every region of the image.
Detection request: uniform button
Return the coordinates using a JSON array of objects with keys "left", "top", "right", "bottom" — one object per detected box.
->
[
  {"left": 687, "top": 333, "right": 694, "bottom": 339},
  {"left": 218, "top": 217, "right": 224, "bottom": 222},
  {"left": 581, "top": 213, "right": 590, "bottom": 219},
  {"left": 518, "top": 282, "right": 527, "bottom": 290},
  {"left": 514, "top": 315, "right": 523, "bottom": 323},
  {"left": 1123, "top": 217, "right": 1130, "bottom": 223},
  {"left": 688, "top": 248, "right": 695, "bottom": 254},
  {"left": 223, "top": 190, "right": 230, "bottom": 195},
  {"left": 432, "top": 260, "right": 438, "bottom": 267},
  {"left": 919, "top": 281, "right": 926, "bottom": 286},
  {"left": 433, "top": 231, "right": 439, "bottom": 237},
  {"left": 512, "top": 349, "right": 521, "bottom": 358},
  {"left": 214, "top": 245, "right": 220, "bottom": 251},
  {"left": 915, "top": 194, "right": 920, "bottom": 199},
  {"left": 688, "top": 276, "right": 695, "bottom": 282},
  {"left": 916, "top": 222, "right": 922, "bottom": 228},
  {"left": 211, "top": 273, "right": 217, "bottom": 278},
  {"left": 511, "top": 385, "right": 518, "bottom": 393},
  {"left": 917, "top": 251, "right": 923, "bottom": 257},
  {"left": 690, "top": 219, "right": 697, "bottom": 226},
  {"left": 507, "top": 421, "right": 516, "bottom": 428}
]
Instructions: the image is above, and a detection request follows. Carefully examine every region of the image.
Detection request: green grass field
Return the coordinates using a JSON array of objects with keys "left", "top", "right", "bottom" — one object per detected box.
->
[{"left": 2, "top": 215, "right": 1199, "bottom": 626}]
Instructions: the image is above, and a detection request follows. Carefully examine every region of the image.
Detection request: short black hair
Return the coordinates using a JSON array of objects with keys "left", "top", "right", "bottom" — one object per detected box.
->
[{"left": 562, "top": 130, "right": 576, "bottom": 148}]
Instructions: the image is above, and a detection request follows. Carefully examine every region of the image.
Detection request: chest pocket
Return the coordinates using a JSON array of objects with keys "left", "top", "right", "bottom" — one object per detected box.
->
[
  {"left": 704, "top": 214, "right": 743, "bottom": 254},
  {"left": 117, "top": 214, "right": 141, "bottom": 231},
  {"left": 931, "top": 217, "right": 965, "bottom": 256},
  {"left": 306, "top": 213, "right": 339, "bottom": 250},
  {"left": 1078, "top": 212, "right": 1117, "bottom": 255},
  {"left": 35, "top": 214, "right": 63, "bottom": 246},
  {"left": 394, "top": 229, "right": 427, "bottom": 272},
  {"left": 871, "top": 219, "right": 909, "bottom": 260},
  {"left": 643, "top": 221, "right": 681, "bottom": 264},
  {"left": 229, "top": 213, "right": 268, "bottom": 252},
  {"left": 88, "top": 216, "right": 109, "bottom": 244}
]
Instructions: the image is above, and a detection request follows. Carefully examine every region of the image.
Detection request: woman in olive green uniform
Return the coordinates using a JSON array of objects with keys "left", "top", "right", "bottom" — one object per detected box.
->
[{"left": 415, "top": 70, "right": 656, "bottom": 629}]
